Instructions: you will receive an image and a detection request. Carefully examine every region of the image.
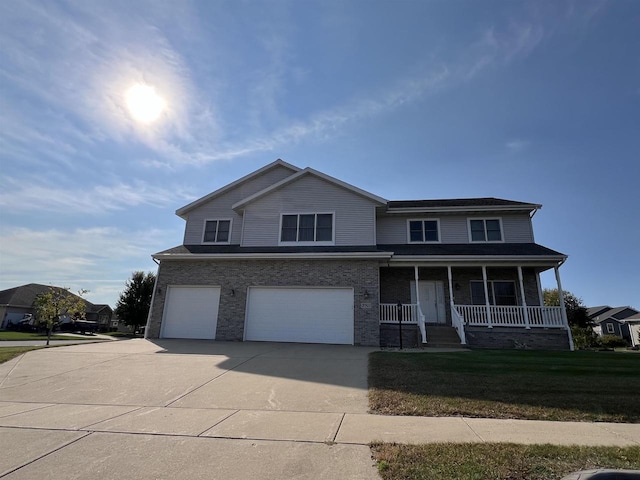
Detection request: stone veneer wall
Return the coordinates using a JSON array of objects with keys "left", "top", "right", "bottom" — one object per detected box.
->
[
  {"left": 147, "top": 258, "right": 381, "bottom": 346},
  {"left": 465, "top": 326, "right": 570, "bottom": 350}
]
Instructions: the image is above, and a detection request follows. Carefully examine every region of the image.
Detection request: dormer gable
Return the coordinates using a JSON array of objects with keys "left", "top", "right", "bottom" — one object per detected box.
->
[
  {"left": 231, "top": 167, "right": 387, "bottom": 211},
  {"left": 176, "top": 159, "right": 300, "bottom": 219}
]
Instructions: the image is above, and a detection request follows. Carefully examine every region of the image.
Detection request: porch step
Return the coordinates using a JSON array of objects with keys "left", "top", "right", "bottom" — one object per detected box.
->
[{"left": 425, "top": 326, "right": 464, "bottom": 348}]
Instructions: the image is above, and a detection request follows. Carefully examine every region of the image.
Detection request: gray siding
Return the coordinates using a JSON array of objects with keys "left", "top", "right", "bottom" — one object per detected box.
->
[
  {"left": 182, "top": 165, "right": 295, "bottom": 245},
  {"left": 376, "top": 213, "right": 534, "bottom": 244},
  {"left": 241, "top": 175, "right": 378, "bottom": 246}
]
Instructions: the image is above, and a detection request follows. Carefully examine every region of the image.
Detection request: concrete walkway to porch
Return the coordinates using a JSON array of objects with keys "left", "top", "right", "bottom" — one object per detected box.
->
[{"left": 0, "top": 339, "right": 638, "bottom": 479}]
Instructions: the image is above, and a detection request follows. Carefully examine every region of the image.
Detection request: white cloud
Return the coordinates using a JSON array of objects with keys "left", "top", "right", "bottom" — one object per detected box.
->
[
  {"left": 0, "top": 226, "right": 176, "bottom": 306},
  {"left": 506, "top": 139, "right": 531, "bottom": 153},
  {"left": 0, "top": 177, "right": 195, "bottom": 214}
]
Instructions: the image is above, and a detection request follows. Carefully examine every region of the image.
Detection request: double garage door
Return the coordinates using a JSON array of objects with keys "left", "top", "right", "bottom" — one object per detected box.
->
[
  {"left": 161, "top": 286, "right": 354, "bottom": 344},
  {"left": 245, "top": 287, "right": 354, "bottom": 344}
]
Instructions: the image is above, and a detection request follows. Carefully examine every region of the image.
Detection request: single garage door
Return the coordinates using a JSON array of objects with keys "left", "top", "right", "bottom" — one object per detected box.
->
[
  {"left": 161, "top": 286, "right": 220, "bottom": 339},
  {"left": 245, "top": 287, "right": 354, "bottom": 344}
]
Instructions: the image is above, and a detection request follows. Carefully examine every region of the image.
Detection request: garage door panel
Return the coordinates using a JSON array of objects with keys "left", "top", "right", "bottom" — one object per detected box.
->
[
  {"left": 161, "top": 286, "right": 220, "bottom": 339},
  {"left": 245, "top": 287, "right": 353, "bottom": 344}
]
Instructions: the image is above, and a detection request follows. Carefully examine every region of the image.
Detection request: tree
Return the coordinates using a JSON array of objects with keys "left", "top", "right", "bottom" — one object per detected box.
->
[
  {"left": 543, "top": 288, "right": 592, "bottom": 328},
  {"left": 543, "top": 288, "right": 598, "bottom": 349},
  {"left": 114, "top": 271, "right": 156, "bottom": 333},
  {"left": 34, "top": 287, "right": 88, "bottom": 345}
]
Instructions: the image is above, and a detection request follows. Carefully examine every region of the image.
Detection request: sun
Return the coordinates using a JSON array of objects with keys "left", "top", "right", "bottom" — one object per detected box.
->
[{"left": 125, "top": 83, "right": 166, "bottom": 123}]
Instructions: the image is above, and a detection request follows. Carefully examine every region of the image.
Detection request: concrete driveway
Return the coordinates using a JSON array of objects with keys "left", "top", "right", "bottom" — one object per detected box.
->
[{"left": 0, "top": 339, "right": 379, "bottom": 479}]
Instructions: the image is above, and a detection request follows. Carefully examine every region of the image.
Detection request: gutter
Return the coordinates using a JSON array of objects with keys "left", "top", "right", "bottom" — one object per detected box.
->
[{"left": 152, "top": 252, "right": 394, "bottom": 261}]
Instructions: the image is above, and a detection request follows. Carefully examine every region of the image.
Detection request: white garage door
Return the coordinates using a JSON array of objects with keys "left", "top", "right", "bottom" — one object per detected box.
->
[
  {"left": 245, "top": 287, "right": 354, "bottom": 344},
  {"left": 161, "top": 286, "right": 220, "bottom": 339}
]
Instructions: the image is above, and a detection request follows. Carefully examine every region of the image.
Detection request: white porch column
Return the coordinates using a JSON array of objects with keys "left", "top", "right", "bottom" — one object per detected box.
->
[
  {"left": 517, "top": 266, "right": 530, "bottom": 329},
  {"left": 482, "top": 266, "right": 492, "bottom": 328},
  {"left": 554, "top": 264, "right": 575, "bottom": 351},
  {"left": 447, "top": 266, "right": 455, "bottom": 306},
  {"left": 414, "top": 266, "right": 421, "bottom": 317},
  {"left": 414, "top": 266, "right": 427, "bottom": 343}
]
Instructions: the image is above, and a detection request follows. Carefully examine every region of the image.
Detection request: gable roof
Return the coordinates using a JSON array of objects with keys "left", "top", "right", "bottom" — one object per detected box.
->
[
  {"left": 231, "top": 167, "right": 388, "bottom": 210},
  {"left": 588, "top": 306, "right": 640, "bottom": 323},
  {"left": 0, "top": 283, "right": 103, "bottom": 311},
  {"left": 175, "top": 159, "right": 301, "bottom": 219},
  {"left": 587, "top": 306, "right": 612, "bottom": 318},
  {"left": 0, "top": 283, "right": 55, "bottom": 307},
  {"left": 386, "top": 197, "right": 541, "bottom": 214}
]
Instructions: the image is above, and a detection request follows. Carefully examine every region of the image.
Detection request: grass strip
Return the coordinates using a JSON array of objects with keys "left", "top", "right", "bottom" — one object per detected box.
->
[
  {"left": 0, "top": 346, "right": 44, "bottom": 364},
  {"left": 372, "top": 443, "right": 640, "bottom": 480},
  {"left": 0, "top": 331, "right": 95, "bottom": 341},
  {"left": 369, "top": 350, "right": 640, "bottom": 422}
]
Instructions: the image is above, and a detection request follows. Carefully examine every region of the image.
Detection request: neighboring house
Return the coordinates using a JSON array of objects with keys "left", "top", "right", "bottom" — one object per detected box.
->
[
  {"left": 85, "top": 304, "right": 114, "bottom": 332},
  {"left": 146, "top": 160, "right": 572, "bottom": 350},
  {"left": 0, "top": 283, "right": 109, "bottom": 330},
  {"left": 587, "top": 305, "right": 640, "bottom": 346}
]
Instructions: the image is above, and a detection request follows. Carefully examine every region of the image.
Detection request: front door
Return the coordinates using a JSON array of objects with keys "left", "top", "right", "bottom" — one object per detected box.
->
[{"left": 411, "top": 281, "right": 446, "bottom": 324}]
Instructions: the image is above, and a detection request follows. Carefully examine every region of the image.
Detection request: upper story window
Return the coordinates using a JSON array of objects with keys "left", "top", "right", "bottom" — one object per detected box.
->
[
  {"left": 606, "top": 323, "right": 615, "bottom": 334},
  {"left": 408, "top": 219, "right": 440, "bottom": 243},
  {"left": 471, "top": 281, "right": 517, "bottom": 306},
  {"left": 203, "top": 219, "right": 231, "bottom": 244},
  {"left": 280, "top": 213, "right": 334, "bottom": 244},
  {"left": 469, "top": 218, "right": 503, "bottom": 242}
]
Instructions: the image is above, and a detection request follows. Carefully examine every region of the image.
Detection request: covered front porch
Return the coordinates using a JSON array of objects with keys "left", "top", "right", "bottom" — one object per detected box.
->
[{"left": 378, "top": 264, "right": 573, "bottom": 350}]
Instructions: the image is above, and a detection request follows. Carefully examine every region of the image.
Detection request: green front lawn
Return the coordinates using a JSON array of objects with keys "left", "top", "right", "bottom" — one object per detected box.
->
[
  {"left": 0, "top": 331, "right": 95, "bottom": 341},
  {"left": 372, "top": 443, "right": 640, "bottom": 480},
  {"left": 369, "top": 350, "right": 640, "bottom": 422}
]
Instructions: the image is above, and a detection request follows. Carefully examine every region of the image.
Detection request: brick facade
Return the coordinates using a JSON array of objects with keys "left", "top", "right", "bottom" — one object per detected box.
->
[{"left": 147, "top": 258, "right": 381, "bottom": 346}]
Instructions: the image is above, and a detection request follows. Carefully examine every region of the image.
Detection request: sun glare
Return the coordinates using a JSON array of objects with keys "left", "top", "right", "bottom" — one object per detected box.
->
[{"left": 125, "top": 84, "right": 166, "bottom": 123}]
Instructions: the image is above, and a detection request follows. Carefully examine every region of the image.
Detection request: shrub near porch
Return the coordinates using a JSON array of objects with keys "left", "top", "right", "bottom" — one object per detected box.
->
[{"left": 369, "top": 350, "right": 640, "bottom": 422}]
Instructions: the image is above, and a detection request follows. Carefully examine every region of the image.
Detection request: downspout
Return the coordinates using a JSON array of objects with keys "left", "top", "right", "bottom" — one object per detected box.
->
[{"left": 143, "top": 258, "right": 161, "bottom": 340}]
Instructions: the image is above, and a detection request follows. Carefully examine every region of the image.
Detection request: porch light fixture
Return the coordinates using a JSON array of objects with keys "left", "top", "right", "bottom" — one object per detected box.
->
[
  {"left": 363, "top": 289, "right": 370, "bottom": 299},
  {"left": 455, "top": 283, "right": 461, "bottom": 291},
  {"left": 230, "top": 288, "right": 235, "bottom": 297}
]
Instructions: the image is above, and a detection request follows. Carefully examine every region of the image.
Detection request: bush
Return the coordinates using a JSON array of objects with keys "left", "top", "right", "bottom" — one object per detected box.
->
[
  {"left": 600, "top": 335, "right": 629, "bottom": 349},
  {"left": 571, "top": 326, "right": 600, "bottom": 349}
]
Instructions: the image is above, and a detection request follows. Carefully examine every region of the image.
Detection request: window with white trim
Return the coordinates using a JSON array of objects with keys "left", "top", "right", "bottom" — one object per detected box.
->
[
  {"left": 280, "top": 213, "right": 334, "bottom": 243},
  {"left": 606, "top": 323, "right": 615, "bottom": 334},
  {"left": 408, "top": 219, "right": 440, "bottom": 243},
  {"left": 203, "top": 219, "right": 231, "bottom": 243},
  {"left": 469, "top": 218, "right": 503, "bottom": 242},
  {"left": 470, "top": 281, "right": 517, "bottom": 306}
]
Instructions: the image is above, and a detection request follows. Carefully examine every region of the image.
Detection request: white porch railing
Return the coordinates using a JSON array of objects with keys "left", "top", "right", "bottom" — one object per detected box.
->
[
  {"left": 450, "top": 304, "right": 466, "bottom": 344},
  {"left": 380, "top": 303, "right": 420, "bottom": 323},
  {"left": 379, "top": 303, "right": 427, "bottom": 343},
  {"left": 456, "top": 305, "right": 565, "bottom": 328}
]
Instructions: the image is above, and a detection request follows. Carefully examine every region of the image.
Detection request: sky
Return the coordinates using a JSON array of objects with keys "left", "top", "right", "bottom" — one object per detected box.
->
[{"left": 0, "top": 0, "right": 638, "bottom": 310}]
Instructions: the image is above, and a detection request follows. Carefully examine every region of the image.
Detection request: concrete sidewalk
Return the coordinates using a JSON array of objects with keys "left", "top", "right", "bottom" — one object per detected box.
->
[{"left": 0, "top": 339, "right": 638, "bottom": 479}]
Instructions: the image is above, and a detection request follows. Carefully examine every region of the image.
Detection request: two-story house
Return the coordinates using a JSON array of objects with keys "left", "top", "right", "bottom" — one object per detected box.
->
[{"left": 146, "top": 160, "right": 572, "bottom": 350}]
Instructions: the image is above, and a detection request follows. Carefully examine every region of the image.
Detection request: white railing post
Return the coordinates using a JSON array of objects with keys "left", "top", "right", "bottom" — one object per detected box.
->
[
  {"left": 517, "top": 266, "right": 530, "bottom": 329},
  {"left": 482, "top": 266, "right": 492, "bottom": 328}
]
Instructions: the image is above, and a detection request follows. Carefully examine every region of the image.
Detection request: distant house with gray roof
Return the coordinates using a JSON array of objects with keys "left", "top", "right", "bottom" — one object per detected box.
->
[
  {"left": 587, "top": 305, "right": 639, "bottom": 346},
  {"left": 0, "top": 283, "right": 113, "bottom": 332}
]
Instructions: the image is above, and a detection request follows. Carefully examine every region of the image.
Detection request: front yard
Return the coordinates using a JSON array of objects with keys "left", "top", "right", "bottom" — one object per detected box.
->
[
  {"left": 369, "top": 350, "right": 640, "bottom": 479},
  {"left": 369, "top": 349, "right": 640, "bottom": 423}
]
